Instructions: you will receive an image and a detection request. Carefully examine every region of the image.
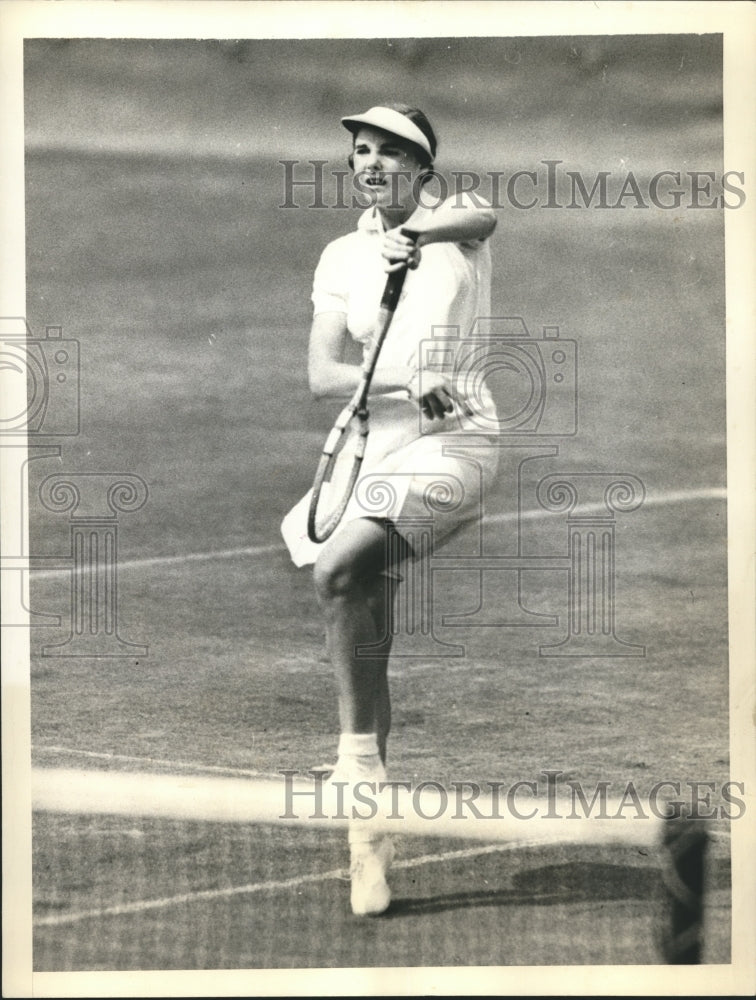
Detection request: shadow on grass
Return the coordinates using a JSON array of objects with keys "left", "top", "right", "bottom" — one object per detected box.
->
[{"left": 386, "top": 856, "right": 730, "bottom": 918}]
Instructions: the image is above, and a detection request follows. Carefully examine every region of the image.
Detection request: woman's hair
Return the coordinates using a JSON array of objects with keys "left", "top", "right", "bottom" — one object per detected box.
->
[{"left": 382, "top": 103, "right": 438, "bottom": 166}]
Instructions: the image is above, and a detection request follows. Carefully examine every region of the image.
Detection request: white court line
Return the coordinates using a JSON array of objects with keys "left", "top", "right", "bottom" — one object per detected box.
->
[
  {"left": 486, "top": 485, "right": 725, "bottom": 524},
  {"left": 33, "top": 841, "right": 542, "bottom": 928},
  {"left": 30, "top": 542, "right": 282, "bottom": 579},
  {"left": 28, "top": 486, "right": 725, "bottom": 580},
  {"left": 31, "top": 746, "right": 283, "bottom": 781}
]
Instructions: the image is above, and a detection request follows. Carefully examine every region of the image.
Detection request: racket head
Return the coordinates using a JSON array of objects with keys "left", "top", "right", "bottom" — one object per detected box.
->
[{"left": 307, "top": 405, "right": 369, "bottom": 543}]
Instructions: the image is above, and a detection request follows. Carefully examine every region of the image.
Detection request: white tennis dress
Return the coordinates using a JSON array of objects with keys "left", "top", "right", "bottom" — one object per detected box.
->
[{"left": 281, "top": 202, "right": 499, "bottom": 567}]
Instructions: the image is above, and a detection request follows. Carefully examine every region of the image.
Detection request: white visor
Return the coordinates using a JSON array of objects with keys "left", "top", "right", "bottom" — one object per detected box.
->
[{"left": 341, "top": 106, "right": 433, "bottom": 161}]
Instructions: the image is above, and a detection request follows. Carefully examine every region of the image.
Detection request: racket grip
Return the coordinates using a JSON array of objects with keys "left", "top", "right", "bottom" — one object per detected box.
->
[{"left": 379, "top": 227, "right": 420, "bottom": 312}]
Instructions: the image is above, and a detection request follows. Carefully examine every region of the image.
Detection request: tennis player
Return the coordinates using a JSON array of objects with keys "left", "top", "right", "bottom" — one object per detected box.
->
[{"left": 281, "top": 104, "right": 498, "bottom": 915}]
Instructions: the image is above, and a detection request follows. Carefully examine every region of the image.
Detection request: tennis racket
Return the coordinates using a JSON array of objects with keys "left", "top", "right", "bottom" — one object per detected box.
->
[{"left": 307, "top": 229, "right": 418, "bottom": 544}]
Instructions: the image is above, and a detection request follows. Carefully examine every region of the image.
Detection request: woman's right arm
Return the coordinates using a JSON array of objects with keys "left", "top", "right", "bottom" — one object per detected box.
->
[
  {"left": 308, "top": 311, "right": 470, "bottom": 418},
  {"left": 308, "top": 311, "right": 417, "bottom": 400},
  {"left": 307, "top": 312, "right": 358, "bottom": 398}
]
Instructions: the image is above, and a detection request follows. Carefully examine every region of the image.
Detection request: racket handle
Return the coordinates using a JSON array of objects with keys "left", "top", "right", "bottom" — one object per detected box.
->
[{"left": 379, "top": 228, "right": 420, "bottom": 312}]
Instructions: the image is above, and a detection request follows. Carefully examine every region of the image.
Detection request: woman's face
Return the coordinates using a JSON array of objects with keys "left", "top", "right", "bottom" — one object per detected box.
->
[{"left": 352, "top": 125, "right": 426, "bottom": 214}]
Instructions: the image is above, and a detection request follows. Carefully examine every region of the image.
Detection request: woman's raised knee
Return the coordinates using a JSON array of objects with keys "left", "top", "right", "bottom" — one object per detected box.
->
[
  {"left": 313, "top": 519, "right": 392, "bottom": 601},
  {"left": 313, "top": 553, "right": 358, "bottom": 601}
]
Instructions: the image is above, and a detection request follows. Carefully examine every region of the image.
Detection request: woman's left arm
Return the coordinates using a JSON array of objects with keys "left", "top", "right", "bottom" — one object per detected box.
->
[{"left": 382, "top": 192, "right": 496, "bottom": 270}]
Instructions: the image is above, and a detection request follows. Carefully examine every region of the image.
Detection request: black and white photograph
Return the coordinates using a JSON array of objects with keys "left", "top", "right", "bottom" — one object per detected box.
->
[{"left": 2, "top": 1, "right": 754, "bottom": 996}]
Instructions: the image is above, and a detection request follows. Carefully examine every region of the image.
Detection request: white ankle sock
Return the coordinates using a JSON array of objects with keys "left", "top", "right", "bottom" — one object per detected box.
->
[
  {"left": 333, "top": 734, "right": 384, "bottom": 781},
  {"left": 333, "top": 734, "right": 386, "bottom": 845},
  {"left": 338, "top": 733, "right": 379, "bottom": 757}
]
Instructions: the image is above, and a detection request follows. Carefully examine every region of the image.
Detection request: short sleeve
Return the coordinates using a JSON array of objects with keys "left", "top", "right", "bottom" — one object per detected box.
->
[
  {"left": 454, "top": 192, "right": 494, "bottom": 251},
  {"left": 458, "top": 235, "right": 488, "bottom": 252},
  {"left": 311, "top": 240, "right": 349, "bottom": 315}
]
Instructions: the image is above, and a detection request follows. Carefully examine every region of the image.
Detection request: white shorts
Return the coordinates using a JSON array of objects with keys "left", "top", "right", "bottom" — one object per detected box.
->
[{"left": 281, "top": 395, "right": 499, "bottom": 568}]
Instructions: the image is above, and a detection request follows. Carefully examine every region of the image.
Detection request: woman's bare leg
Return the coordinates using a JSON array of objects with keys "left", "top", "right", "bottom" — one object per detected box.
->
[
  {"left": 365, "top": 573, "right": 401, "bottom": 765},
  {"left": 313, "top": 518, "right": 407, "bottom": 741},
  {"left": 313, "top": 518, "right": 411, "bottom": 916}
]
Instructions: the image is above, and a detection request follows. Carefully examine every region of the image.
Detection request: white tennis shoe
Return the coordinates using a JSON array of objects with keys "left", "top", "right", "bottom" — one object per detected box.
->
[
  {"left": 320, "top": 738, "right": 393, "bottom": 914},
  {"left": 349, "top": 835, "right": 395, "bottom": 916}
]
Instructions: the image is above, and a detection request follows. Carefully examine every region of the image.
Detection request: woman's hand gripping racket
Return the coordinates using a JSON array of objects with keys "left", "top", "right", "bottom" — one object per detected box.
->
[{"left": 307, "top": 229, "right": 419, "bottom": 544}]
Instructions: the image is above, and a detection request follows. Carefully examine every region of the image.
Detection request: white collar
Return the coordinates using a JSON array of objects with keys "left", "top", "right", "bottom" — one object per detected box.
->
[{"left": 357, "top": 207, "right": 385, "bottom": 235}]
